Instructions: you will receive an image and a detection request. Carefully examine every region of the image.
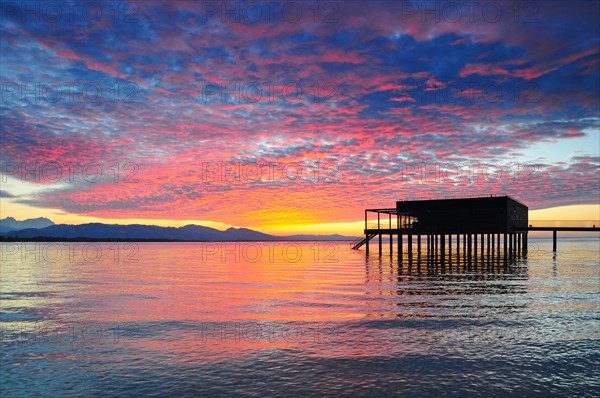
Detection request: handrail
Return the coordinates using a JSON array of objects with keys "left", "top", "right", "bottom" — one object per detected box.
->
[
  {"left": 398, "top": 193, "right": 514, "bottom": 202},
  {"left": 350, "top": 235, "right": 365, "bottom": 247},
  {"left": 364, "top": 222, "right": 418, "bottom": 230}
]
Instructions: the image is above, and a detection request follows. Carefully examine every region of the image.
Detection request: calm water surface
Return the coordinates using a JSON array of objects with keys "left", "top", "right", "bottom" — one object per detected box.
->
[{"left": 1, "top": 239, "right": 599, "bottom": 397}]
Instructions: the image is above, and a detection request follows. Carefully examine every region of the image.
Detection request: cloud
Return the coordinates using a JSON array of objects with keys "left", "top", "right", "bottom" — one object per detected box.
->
[
  {"left": 0, "top": 190, "right": 16, "bottom": 198},
  {"left": 1, "top": 0, "right": 598, "bottom": 225}
]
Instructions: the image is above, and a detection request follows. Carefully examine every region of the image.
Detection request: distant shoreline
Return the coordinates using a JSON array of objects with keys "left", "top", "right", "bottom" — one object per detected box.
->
[{"left": 0, "top": 237, "right": 355, "bottom": 243}]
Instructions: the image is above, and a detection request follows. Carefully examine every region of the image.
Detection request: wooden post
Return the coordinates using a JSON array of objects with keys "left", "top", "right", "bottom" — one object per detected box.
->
[
  {"left": 497, "top": 233, "right": 501, "bottom": 258},
  {"left": 365, "top": 210, "right": 369, "bottom": 256},
  {"left": 441, "top": 234, "right": 446, "bottom": 263},
  {"left": 448, "top": 235, "right": 452, "bottom": 266},
  {"left": 399, "top": 234, "right": 403, "bottom": 258},
  {"left": 480, "top": 234, "right": 484, "bottom": 260},
  {"left": 467, "top": 234, "right": 472, "bottom": 261},
  {"left": 376, "top": 212, "right": 381, "bottom": 256},
  {"left": 408, "top": 234, "right": 413, "bottom": 259},
  {"left": 417, "top": 235, "right": 421, "bottom": 257},
  {"left": 397, "top": 213, "right": 401, "bottom": 257},
  {"left": 553, "top": 230, "right": 557, "bottom": 252},
  {"left": 389, "top": 214, "right": 392, "bottom": 254},
  {"left": 523, "top": 233, "right": 528, "bottom": 256}
]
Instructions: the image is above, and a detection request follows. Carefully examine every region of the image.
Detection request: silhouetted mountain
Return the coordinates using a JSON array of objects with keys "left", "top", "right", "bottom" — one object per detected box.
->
[
  {"left": 5, "top": 223, "right": 225, "bottom": 240},
  {"left": 222, "top": 227, "right": 274, "bottom": 240},
  {"left": 0, "top": 217, "right": 55, "bottom": 232},
  {"left": 2, "top": 222, "right": 354, "bottom": 241}
]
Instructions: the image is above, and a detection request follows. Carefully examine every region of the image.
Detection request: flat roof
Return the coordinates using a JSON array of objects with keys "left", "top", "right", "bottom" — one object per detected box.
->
[{"left": 396, "top": 195, "right": 527, "bottom": 208}]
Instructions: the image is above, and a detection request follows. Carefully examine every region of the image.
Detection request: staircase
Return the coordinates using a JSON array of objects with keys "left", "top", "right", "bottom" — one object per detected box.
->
[{"left": 351, "top": 233, "right": 377, "bottom": 250}]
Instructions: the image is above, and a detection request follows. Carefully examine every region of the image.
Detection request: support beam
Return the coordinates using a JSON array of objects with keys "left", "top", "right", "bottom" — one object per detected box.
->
[
  {"left": 456, "top": 233, "right": 460, "bottom": 260},
  {"left": 398, "top": 233, "right": 402, "bottom": 257},
  {"left": 497, "top": 233, "right": 500, "bottom": 257},
  {"left": 467, "top": 234, "right": 472, "bottom": 261},
  {"left": 441, "top": 234, "right": 446, "bottom": 263},
  {"left": 397, "top": 213, "right": 401, "bottom": 257},
  {"left": 481, "top": 234, "right": 484, "bottom": 259}
]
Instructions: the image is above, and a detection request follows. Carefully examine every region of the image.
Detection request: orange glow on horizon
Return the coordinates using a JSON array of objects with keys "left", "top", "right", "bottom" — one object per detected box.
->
[{"left": 1, "top": 199, "right": 598, "bottom": 236}]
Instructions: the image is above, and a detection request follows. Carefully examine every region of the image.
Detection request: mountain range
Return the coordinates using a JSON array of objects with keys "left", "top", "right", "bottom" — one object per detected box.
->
[
  {"left": 0, "top": 217, "right": 354, "bottom": 241},
  {"left": 0, "top": 217, "right": 55, "bottom": 233}
]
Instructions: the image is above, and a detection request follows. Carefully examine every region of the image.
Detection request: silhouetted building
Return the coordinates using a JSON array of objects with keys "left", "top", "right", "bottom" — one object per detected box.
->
[
  {"left": 353, "top": 196, "right": 528, "bottom": 261},
  {"left": 396, "top": 196, "right": 528, "bottom": 234}
]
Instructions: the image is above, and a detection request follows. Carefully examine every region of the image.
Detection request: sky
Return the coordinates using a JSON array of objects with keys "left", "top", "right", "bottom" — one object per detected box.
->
[{"left": 0, "top": 0, "right": 599, "bottom": 235}]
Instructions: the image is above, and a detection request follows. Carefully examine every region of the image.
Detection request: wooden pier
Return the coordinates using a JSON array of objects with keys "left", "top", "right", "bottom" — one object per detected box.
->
[
  {"left": 353, "top": 196, "right": 528, "bottom": 260},
  {"left": 353, "top": 197, "right": 599, "bottom": 257},
  {"left": 354, "top": 227, "right": 529, "bottom": 261},
  {"left": 522, "top": 226, "right": 599, "bottom": 251}
]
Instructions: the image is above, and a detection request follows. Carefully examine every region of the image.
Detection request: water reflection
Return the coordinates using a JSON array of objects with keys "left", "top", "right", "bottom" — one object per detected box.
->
[
  {"left": 1, "top": 241, "right": 598, "bottom": 397},
  {"left": 366, "top": 253, "right": 528, "bottom": 280},
  {"left": 364, "top": 249, "right": 529, "bottom": 320}
]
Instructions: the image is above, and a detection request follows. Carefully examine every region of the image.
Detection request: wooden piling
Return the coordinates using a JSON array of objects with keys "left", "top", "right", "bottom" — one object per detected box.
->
[
  {"left": 399, "top": 233, "right": 403, "bottom": 258},
  {"left": 441, "top": 234, "right": 446, "bottom": 263}
]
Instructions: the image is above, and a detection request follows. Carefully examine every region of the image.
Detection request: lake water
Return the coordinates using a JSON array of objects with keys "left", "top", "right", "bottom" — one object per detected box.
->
[{"left": 1, "top": 238, "right": 599, "bottom": 397}]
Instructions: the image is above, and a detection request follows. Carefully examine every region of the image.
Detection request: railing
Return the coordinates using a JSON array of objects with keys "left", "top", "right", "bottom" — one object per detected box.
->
[
  {"left": 350, "top": 235, "right": 366, "bottom": 248},
  {"left": 364, "top": 222, "right": 417, "bottom": 230},
  {"left": 350, "top": 232, "right": 378, "bottom": 250},
  {"left": 400, "top": 193, "right": 512, "bottom": 201},
  {"left": 527, "top": 220, "right": 599, "bottom": 228}
]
